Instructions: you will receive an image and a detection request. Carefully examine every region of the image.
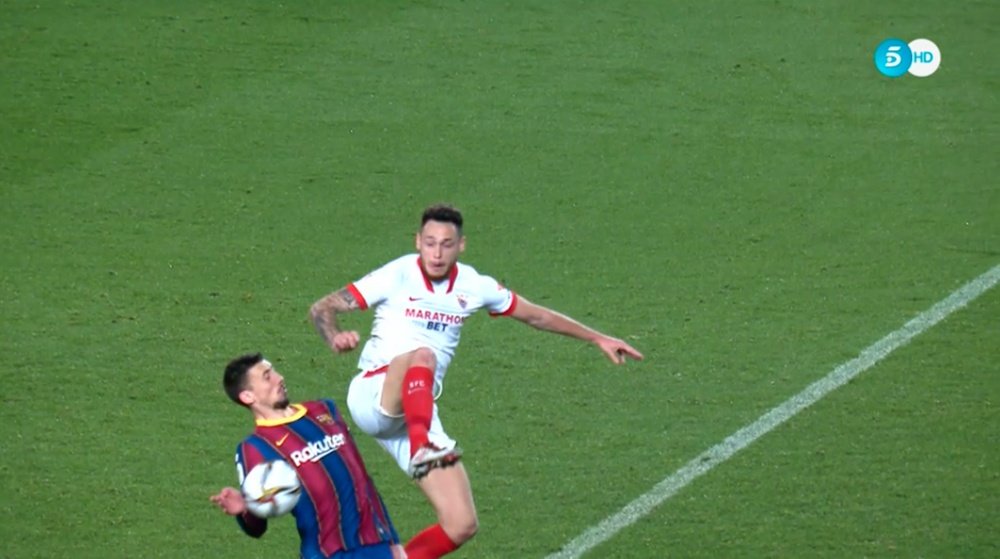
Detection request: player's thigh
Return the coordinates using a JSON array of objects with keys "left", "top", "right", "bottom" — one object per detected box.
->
[
  {"left": 347, "top": 374, "right": 405, "bottom": 439},
  {"left": 374, "top": 434, "right": 411, "bottom": 472},
  {"left": 382, "top": 348, "right": 437, "bottom": 413}
]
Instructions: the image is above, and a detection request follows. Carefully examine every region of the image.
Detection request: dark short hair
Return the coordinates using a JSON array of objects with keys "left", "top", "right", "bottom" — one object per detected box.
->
[
  {"left": 223, "top": 353, "right": 263, "bottom": 406},
  {"left": 421, "top": 204, "right": 463, "bottom": 234}
]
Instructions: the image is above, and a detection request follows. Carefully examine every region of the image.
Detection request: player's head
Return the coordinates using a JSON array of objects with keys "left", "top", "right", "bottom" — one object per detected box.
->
[
  {"left": 223, "top": 353, "right": 290, "bottom": 410},
  {"left": 416, "top": 204, "right": 465, "bottom": 280}
]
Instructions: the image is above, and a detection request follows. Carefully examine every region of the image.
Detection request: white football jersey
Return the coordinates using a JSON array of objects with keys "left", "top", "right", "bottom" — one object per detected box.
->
[{"left": 347, "top": 254, "right": 517, "bottom": 393}]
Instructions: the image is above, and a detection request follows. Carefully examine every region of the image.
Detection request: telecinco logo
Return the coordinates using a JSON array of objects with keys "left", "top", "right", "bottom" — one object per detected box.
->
[{"left": 874, "top": 38, "right": 940, "bottom": 78}]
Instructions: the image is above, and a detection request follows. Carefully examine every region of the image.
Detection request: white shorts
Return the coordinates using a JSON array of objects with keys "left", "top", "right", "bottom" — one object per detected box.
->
[{"left": 347, "top": 370, "right": 457, "bottom": 472}]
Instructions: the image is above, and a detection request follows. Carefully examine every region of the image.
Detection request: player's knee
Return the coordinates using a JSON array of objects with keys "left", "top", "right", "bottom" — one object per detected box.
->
[
  {"left": 443, "top": 515, "right": 478, "bottom": 545},
  {"left": 411, "top": 347, "right": 437, "bottom": 368}
]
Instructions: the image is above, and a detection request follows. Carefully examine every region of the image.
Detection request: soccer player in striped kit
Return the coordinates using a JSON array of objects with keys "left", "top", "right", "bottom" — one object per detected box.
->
[
  {"left": 309, "top": 204, "right": 643, "bottom": 558},
  {"left": 210, "top": 353, "right": 407, "bottom": 559}
]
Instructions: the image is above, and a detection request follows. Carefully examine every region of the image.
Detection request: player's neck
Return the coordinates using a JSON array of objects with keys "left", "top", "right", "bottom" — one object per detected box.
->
[{"left": 253, "top": 405, "right": 297, "bottom": 422}]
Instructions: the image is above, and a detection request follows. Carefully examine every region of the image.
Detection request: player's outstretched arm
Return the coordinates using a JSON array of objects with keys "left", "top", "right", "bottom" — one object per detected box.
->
[
  {"left": 509, "top": 296, "right": 644, "bottom": 364},
  {"left": 309, "top": 287, "right": 362, "bottom": 354}
]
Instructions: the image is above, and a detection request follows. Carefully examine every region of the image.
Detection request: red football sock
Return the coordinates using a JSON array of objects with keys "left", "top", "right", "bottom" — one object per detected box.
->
[
  {"left": 405, "top": 523, "right": 460, "bottom": 559},
  {"left": 401, "top": 366, "right": 435, "bottom": 454}
]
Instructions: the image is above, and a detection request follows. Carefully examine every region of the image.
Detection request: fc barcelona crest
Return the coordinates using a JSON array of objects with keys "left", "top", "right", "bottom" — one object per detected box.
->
[{"left": 317, "top": 413, "right": 335, "bottom": 425}]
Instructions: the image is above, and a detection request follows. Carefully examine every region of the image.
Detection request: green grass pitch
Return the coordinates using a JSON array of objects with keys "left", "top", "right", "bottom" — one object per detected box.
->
[{"left": 1, "top": 1, "right": 997, "bottom": 557}]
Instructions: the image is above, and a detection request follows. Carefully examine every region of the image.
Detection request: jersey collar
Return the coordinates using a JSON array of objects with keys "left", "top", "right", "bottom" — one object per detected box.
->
[
  {"left": 255, "top": 403, "right": 307, "bottom": 427},
  {"left": 416, "top": 256, "right": 458, "bottom": 294}
]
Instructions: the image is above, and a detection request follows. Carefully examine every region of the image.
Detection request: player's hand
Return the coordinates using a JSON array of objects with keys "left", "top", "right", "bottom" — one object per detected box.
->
[
  {"left": 596, "top": 336, "right": 644, "bottom": 364},
  {"left": 331, "top": 331, "right": 361, "bottom": 353},
  {"left": 210, "top": 487, "right": 247, "bottom": 516}
]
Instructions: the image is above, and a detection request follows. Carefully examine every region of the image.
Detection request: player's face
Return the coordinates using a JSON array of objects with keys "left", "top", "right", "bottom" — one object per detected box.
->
[
  {"left": 416, "top": 220, "right": 465, "bottom": 280},
  {"left": 245, "top": 360, "right": 290, "bottom": 410}
]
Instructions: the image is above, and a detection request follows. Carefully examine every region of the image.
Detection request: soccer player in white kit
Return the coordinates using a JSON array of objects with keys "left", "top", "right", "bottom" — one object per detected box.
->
[{"left": 309, "top": 204, "right": 643, "bottom": 559}]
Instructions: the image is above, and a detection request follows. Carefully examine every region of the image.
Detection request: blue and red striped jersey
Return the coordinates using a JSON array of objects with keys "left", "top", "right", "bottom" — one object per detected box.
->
[{"left": 233, "top": 399, "right": 398, "bottom": 558}]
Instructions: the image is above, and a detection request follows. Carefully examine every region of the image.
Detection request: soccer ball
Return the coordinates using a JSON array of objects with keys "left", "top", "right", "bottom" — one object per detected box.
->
[{"left": 241, "top": 460, "right": 302, "bottom": 518}]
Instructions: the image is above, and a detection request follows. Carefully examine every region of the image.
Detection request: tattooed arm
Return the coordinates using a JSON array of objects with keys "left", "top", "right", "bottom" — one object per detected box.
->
[
  {"left": 309, "top": 287, "right": 362, "bottom": 353},
  {"left": 510, "top": 296, "right": 644, "bottom": 365}
]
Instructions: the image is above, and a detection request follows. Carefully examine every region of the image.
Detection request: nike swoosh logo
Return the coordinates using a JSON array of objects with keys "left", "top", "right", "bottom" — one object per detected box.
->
[
  {"left": 408, "top": 296, "right": 422, "bottom": 301},
  {"left": 276, "top": 433, "right": 290, "bottom": 446}
]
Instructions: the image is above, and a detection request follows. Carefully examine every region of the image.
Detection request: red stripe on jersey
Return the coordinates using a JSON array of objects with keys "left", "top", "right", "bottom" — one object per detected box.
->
[
  {"left": 290, "top": 445, "right": 341, "bottom": 554},
  {"left": 346, "top": 283, "right": 368, "bottom": 310},
  {"left": 240, "top": 439, "right": 268, "bottom": 471},
  {"left": 490, "top": 291, "right": 519, "bottom": 317},
  {"left": 278, "top": 405, "right": 344, "bottom": 555},
  {"left": 319, "top": 398, "right": 389, "bottom": 547}
]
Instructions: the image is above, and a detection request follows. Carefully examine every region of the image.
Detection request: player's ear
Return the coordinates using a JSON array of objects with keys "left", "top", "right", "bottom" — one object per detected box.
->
[
  {"left": 414, "top": 231, "right": 421, "bottom": 251},
  {"left": 459, "top": 235, "right": 466, "bottom": 253},
  {"left": 238, "top": 390, "right": 255, "bottom": 407}
]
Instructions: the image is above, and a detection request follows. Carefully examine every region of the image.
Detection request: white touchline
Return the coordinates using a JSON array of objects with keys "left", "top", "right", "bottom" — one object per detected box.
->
[{"left": 547, "top": 264, "right": 1000, "bottom": 559}]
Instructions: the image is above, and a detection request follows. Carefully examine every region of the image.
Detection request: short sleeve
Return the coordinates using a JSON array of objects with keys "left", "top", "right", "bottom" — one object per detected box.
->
[
  {"left": 349, "top": 258, "right": 405, "bottom": 310},
  {"left": 482, "top": 276, "right": 518, "bottom": 317}
]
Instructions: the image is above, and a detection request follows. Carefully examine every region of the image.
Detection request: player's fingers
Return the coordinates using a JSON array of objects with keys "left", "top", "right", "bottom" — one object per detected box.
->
[
  {"left": 603, "top": 347, "right": 624, "bottom": 364},
  {"left": 607, "top": 343, "right": 643, "bottom": 363},
  {"left": 621, "top": 346, "right": 644, "bottom": 361}
]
